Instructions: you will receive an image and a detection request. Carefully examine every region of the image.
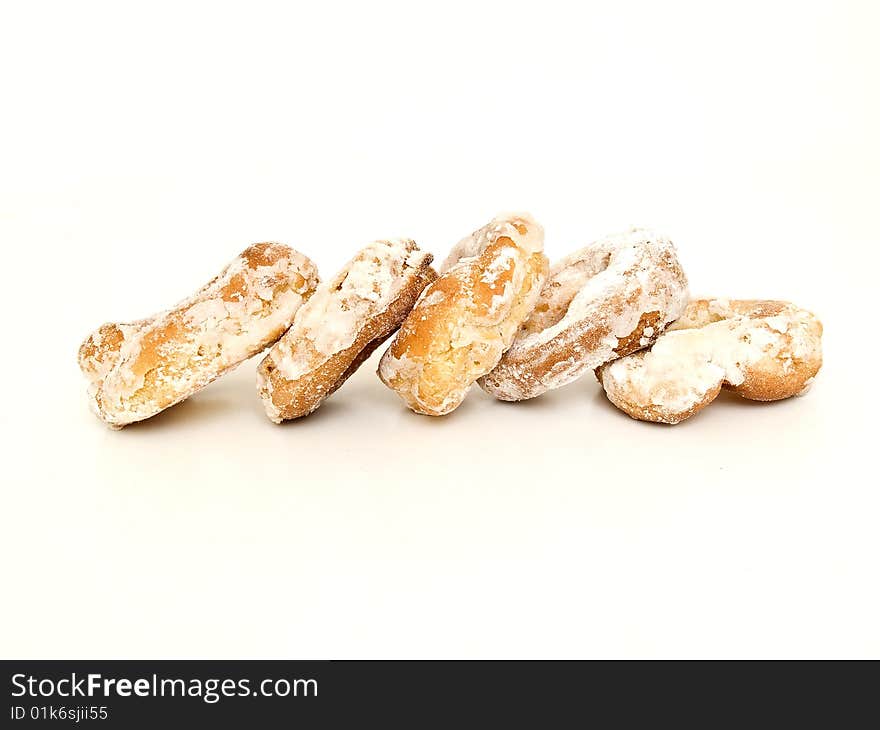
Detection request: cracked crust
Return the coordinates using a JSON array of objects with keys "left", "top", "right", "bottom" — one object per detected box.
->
[
  {"left": 78, "top": 242, "right": 319, "bottom": 428},
  {"left": 596, "top": 298, "right": 823, "bottom": 424},
  {"left": 377, "top": 212, "right": 549, "bottom": 416},
  {"left": 256, "top": 239, "right": 437, "bottom": 422},
  {"left": 479, "top": 228, "right": 689, "bottom": 401}
]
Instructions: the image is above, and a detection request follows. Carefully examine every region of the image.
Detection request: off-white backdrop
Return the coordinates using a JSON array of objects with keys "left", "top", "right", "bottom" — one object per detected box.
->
[{"left": 1, "top": 0, "right": 877, "bottom": 658}]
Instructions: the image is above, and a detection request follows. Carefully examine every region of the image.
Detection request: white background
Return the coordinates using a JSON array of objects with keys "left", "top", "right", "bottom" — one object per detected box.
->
[{"left": 1, "top": 0, "right": 877, "bottom": 658}]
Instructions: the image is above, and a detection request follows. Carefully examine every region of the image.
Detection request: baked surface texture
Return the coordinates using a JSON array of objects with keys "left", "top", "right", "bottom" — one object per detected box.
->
[
  {"left": 378, "top": 212, "right": 549, "bottom": 416},
  {"left": 479, "top": 228, "right": 689, "bottom": 401},
  {"left": 256, "top": 239, "right": 436, "bottom": 422},
  {"left": 596, "top": 298, "right": 823, "bottom": 424},
  {"left": 78, "top": 242, "right": 318, "bottom": 428}
]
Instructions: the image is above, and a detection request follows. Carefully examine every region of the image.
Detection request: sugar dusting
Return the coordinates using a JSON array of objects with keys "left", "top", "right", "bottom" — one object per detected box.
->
[
  {"left": 440, "top": 211, "right": 544, "bottom": 273},
  {"left": 600, "top": 298, "right": 823, "bottom": 423},
  {"left": 379, "top": 212, "right": 548, "bottom": 415},
  {"left": 79, "top": 243, "right": 319, "bottom": 427},
  {"left": 257, "top": 239, "right": 434, "bottom": 422},
  {"left": 480, "top": 228, "right": 689, "bottom": 400}
]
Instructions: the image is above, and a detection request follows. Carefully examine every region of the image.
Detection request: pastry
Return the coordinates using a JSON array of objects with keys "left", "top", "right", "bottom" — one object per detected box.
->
[
  {"left": 79, "top": 242, "right": 318, "bottom": 428},
  {"left": 378, "top": 212, "right": 548, "bottom": 415},
  {"left": 257, "top": 239, "right": 436, "bottom": 422},
  {"left": 480, "top": 228, "right": 689, "bottom": 401},
  {"left": 596, "top": 298, "right": 823, "bottom": 424}
]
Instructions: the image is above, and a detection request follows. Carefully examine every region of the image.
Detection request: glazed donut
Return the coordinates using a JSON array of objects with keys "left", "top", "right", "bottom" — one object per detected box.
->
[
  {"left": 78, "top": 242, "right": 318, "bottom": 428},
  {"left": 256, "top": 239, "right": 436, "bottom": 422},
  {"left": 479, "top": 228, "right": 689, "bottom": 401},
  {"left": 596, "top": 299, "right": 823, "bottom": 424},
  {"left": 378, "top": 212, "right": 549, "bottom": 416}
]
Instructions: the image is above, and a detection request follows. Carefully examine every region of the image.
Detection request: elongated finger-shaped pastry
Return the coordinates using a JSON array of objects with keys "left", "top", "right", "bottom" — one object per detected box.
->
[
  {"left": 596, "top": 299, "right": 823, "bottom": 424},
  {"left": 256, "top": 239, "right": 436, "bottom": 422},
  {"left": 378, "top": 212, "right": 549, "bottom": 416},
  {"left": 479, "top": 228, "right": 689, "bottom": 401},
  {"left": 78, "top": 242, "right": 319, "bottom": 428}
]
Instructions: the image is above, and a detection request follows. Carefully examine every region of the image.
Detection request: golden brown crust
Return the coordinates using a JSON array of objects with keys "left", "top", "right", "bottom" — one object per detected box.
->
[
  {"left": 378, "top": 213, "right": 548, "bottom": 416},
  {"left": 256, "top": 240, "right": 436, "bottom": 422},
  {"left": 78, "top": 243, "right": 318, "bottom": 428},
  {"left": 597, "top": 298, "right": 823, "bottom": 424}
]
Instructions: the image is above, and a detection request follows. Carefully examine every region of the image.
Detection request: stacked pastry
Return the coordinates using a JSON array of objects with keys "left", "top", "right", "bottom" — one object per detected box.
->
[{"left": 78, "top": 214, "right": 822, "bottom": 428}]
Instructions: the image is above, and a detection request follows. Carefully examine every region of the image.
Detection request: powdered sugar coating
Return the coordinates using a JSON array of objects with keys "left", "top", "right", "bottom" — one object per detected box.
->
[
  {"left": 257, "top": 239, "right": 435, "bottom": 422},
  {"left": 480, "top": 228, "right": 689, "bottom": 401},
  {"left": 378, "top": 212, "right": 549, "bottom": 415},
  {"left": 598, "top": 299, "right": 823, "bottom": 424},
  {"left": 78, "top": 243, "right": 318, "bottom": 428},
  {"left": 440, "top": 211, "right": 545, "bottom": 272}
]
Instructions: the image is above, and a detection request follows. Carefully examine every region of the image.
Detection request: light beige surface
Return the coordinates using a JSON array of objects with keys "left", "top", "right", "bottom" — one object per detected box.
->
[{"left": 1, "top": 0, "right": 878, "bottom": 658}]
